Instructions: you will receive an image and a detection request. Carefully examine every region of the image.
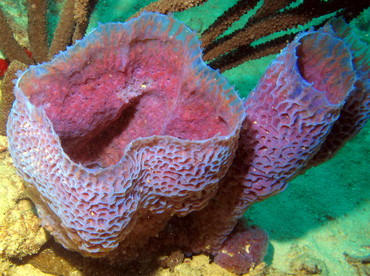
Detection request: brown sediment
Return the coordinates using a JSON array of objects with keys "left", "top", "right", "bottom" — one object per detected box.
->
[
  {"left": 158, "top": 250, "right": 185, "bottom": 272},
  {"left": 26, "top": 0, "right": 48, "bottom": 63},
  {"left": 0, "top": 61, "right": 27, "bottom": 136}
]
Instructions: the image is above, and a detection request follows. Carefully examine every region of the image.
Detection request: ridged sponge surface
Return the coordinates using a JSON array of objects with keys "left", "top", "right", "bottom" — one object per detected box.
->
[
  {"left": 6, "top": 13, "right": 244, "bottom": 257},
  {"left": 239, "top": 29, "right": 356, "bottom": 202},
  {"left": 181, "top": 20, "right": 364, "bottom": 261}
]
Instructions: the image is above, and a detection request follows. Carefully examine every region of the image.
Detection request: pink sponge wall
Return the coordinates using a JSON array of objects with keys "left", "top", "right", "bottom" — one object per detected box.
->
[
  {"left": 7, "top": 12, "right": 244, "bottom": 258},
  {"left": 6, "top": 12, "right": 369, "bottom": 274},
  {"left": 177, "top": 21, "right": 363, "bottom": 274},
  {"left": 239, "top": 29, "right": 355, "bottom": 203},
  {"left": 16, "top": 14, "right": 243, "bottom": 168},
  {"left": 307, "top": 18, "right": 370, "bottom": 167}
]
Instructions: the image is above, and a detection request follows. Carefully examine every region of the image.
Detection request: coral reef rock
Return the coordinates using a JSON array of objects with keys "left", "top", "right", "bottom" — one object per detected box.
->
[{"left": 0, "top": 135, "right": 48, "bottom": 259}]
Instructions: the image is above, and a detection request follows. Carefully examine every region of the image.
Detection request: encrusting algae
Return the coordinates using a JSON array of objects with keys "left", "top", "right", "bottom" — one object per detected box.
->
[{"left": 0, "top": 134, "right": 49, "bottom": 273}]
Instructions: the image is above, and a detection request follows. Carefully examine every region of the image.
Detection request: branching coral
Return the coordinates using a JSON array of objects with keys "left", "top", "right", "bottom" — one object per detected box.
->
[
  {"left": 0, "top": 0, "right": 97, "bottom": 135},
  {"left": 201, "top": 0, "right": 369, "bottom": 71},
  {"left": 0, "top": 0, "right": 368, "bottom": 135},
  {"left": 0, "top": 7, "right": 34, "bottom": 65},
  {"left": 0, "top": 61, "right": 27, "bottom": 135}
]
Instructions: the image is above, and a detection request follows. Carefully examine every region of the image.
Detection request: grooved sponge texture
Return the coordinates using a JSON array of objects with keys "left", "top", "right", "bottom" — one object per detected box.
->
[{"left": 6, "top": 13, "right": 244, "bottom": 257}]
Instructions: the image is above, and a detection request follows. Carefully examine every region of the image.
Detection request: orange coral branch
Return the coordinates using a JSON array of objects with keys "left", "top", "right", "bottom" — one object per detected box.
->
[
  {"left": 201, "top": 0, "right": 258, "bottom": 48},
  {"left": 73, "top": 0, "right": 98, "bottom": 43},
  {"left": 130, "top": 0, "right": 209, "bottom": 19},
  {"left": 0, "top": 61, "right": 27, "bottom": 135},
  {"left": 0, "top": 8, "right": 34, "bottom": 65},
  {"left": 26, "top": 0, "right": 48, "bottom": 63},
  {"left": 209, "top": 34, "right": 294, "bottom": 72},
  {"left": 49, "top": 0, "right": 76, "bottom": 58},
  {"left": 203, "top": 11, "right": 314, "bottom": 62},
  {"left": 202, "top": 0, "right": 369, "bottom": 71}
]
